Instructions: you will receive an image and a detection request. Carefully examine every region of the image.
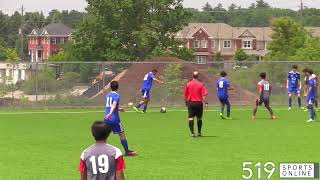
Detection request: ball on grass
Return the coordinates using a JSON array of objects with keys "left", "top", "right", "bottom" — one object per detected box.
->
[{"left": 160, "top": 107, "right": 167, "bottom": 113}]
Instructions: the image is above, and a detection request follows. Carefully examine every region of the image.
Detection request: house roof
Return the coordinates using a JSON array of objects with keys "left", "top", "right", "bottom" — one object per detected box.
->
[
  {"left": 29, "top": 23, "right": 73, "bottom": 36},
  {"left": 177, "top": 23, "right": 320, "bottom": 41}
]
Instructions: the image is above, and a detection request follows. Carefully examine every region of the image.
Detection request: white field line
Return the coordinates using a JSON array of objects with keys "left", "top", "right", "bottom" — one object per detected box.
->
[{"left": 0, "top": 108, "right": 294, "bottom": 115}]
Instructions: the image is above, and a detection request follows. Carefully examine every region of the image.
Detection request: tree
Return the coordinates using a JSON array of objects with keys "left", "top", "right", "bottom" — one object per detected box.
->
[
  {"left": 267, "top": 17, "right": 307, "bottom": 60},
  {"left": 292, "top": 36, "right": 320, "bottom": 61},
  {"left": 202, "top": 2, "right": 213, "bottom": 12},
  {"left": 234, "top": 49, "right": 248, "bottom": 61},
  {"left": 74, "top": 0, "right": 191, "bottom": 61},
  {"left": 214, "top": 52, "right": 223, "bottom": 61},
  {"left": 255, "top": 0, "right": 270, "bottom": 9},
  {"left": 228, "top": 4, "right": 237, "bottom": 11},
  {"left": 163, "top": 63, "right": 184, "bottom": 104}
]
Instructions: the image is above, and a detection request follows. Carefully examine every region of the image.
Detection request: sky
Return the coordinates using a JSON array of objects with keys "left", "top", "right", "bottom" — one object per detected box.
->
[{"left": 1, "top": 0, "right": 320, "bottom": 15}]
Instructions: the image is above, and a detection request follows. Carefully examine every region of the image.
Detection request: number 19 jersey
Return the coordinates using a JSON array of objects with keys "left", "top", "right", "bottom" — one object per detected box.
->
[{"left": 78, "top": 143, "right": 125, "bottom": 180}]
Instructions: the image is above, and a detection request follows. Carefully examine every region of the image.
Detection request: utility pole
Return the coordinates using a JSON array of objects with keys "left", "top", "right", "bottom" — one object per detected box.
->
[
  {"left": 19, "top": 5, "right": 24, "bottom": 61},
  {"left": 300, "top": 0, "right": 304, "bottom": 26}
]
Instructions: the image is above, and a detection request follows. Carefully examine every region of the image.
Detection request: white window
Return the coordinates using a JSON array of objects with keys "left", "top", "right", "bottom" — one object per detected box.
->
[
  {"left": 243, "top": 40, "right": 252, "bottom": 49},
  {"left": 194, "top": 40, "right": 200, "bottom": 48},
  {"left": 223, "top": 40, "right": 231, "bottom": 48},
  {"left": 50, "top": 37, "right": 56, "bottom": 44},
  {"left": 211, "top": 40, "right": 215, "bottom": 48},
  {"left": 196, "top": 56, "right": 206, "bottom": 64},
  {"left": 201, "top": 40, "right": 207, "bottom": 48}
]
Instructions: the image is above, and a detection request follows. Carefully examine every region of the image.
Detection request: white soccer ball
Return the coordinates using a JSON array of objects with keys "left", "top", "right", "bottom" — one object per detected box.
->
[
  {"left": 160, "top": 107, "right": 167, "bottom": 113},
  {"left": 128, "top": 102, "right": 134, "bottom": 106}
]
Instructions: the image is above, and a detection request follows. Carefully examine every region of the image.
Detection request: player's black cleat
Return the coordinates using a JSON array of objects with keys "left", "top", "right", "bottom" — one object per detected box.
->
[{"left": 198, "top": 133, "right": 202, "bottom": 137}]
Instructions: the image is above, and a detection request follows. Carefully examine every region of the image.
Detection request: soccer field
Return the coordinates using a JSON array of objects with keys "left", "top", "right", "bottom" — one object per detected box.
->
[{"left": 0, "top": 107, "right": 319, "bottom": 180}]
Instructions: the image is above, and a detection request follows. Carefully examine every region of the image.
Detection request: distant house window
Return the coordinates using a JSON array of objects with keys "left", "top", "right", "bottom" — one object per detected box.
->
[
  {"left": 194, "top": 40, "right": 200, "bottom": 48},
  {"left": 211, "top": 40, "right": 215, "bottom": 48},
  {"left": 223, "top": 40, "right": 231, "bottom": 48},
  {"left": 32, "top": 38, "right": 35, "bottom": 44},
  {"left": 243, "top": 40, "right": 252, "bottom": 49},
  {"left": 201, "top": 40, "right": 207, "bottom": 48},
  {"left": 50, "top": 37, "right": 56, "bottom": 44},
  {"left": 196, "top": 56, "right": 206, "bottom": 64}
]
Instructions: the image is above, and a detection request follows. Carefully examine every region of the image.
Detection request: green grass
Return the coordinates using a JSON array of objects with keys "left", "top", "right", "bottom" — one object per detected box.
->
[{"left": 0, "top": 107, "right": 320, "bottom": 180}]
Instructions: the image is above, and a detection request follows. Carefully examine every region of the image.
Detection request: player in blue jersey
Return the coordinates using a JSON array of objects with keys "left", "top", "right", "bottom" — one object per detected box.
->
[
  {"left": 304, "top": 69, "right": 317, "bottom": 122},
  {"left": 216, "top": 71, "right": 233, "bottom": 120},
  {"left": 104, "top": 81, "right": 137, "bottom": 156},
  {"left": 133, "top": 69, "right": 164, "bottom": 113},
  {"left": 287, "top": 65, "right": 302, "bottom": 110}
]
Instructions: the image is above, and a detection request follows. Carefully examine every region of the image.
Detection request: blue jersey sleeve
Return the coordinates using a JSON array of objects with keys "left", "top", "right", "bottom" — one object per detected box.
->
[
  {"left": 297, "top": 73, "right": 300, "bottom": 80},
  {"left": 226, "top": 80, "right": 230, "bottom": 88},
  {"left": 150, "top": 73, "right": 154, "bottom": 79},
  {"left": 113, "top": 94, "right": 120, "bottom": 104}
]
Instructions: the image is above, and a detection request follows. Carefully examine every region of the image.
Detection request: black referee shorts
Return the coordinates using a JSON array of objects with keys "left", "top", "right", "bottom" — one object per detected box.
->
[{"left": 187, "top": 101, "right": 203, "bottom": 119}]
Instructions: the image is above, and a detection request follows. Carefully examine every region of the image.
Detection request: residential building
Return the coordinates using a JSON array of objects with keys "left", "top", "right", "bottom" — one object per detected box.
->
[
  {"left": 0, "top": 63, "right": 29, "bottom": 84},
  {"left": 28, "top": 23, "right": 73, "bottom": 62},
  {"left": 176, "top": 23, "right": 320, "bottom": 62}
]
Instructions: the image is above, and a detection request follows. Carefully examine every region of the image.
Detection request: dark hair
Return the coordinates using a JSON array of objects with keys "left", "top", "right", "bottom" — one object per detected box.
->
[
  {"left": 110, "top": 81, "right": 119, "bottom": 91},
  {"left": 193, "top": 71, "right": 199, "bottom": 79},
  {"left": 308, "top": 69, "right": 314, "bottom": 75},
  {"left": 91, "top": 121, "right": 111, "bottom": 141},
  {"left": 292, "top": 65, "right": 298, "bottom": 70},
  {"left": 303, "top": 68, "right": 308, "bottom": 73},
  {"left": 260, "top": 72, "right": 266, "bottom": 79},
  {"left": 220, "top": 71, "right": 227, "bottom": 77},
  {"left": 152, "top": 69, "right": 158, "bottom": 73}
]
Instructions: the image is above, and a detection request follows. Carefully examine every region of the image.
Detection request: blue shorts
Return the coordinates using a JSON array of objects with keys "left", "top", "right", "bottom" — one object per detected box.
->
[
  {"left": 288, "top": 87, "right": 300, "bottom": 95},
  {"left": 306, "top": 96, "right": 315, "bottom": 105},
  {"left": 141, "top": 89, "right": 150, "bottom": 99},
  {"left": 218, "top": 96, "right": 230, "bottom": 105},
  {"left": 104, "top": 120, "right": 124, "bottom": 134}
]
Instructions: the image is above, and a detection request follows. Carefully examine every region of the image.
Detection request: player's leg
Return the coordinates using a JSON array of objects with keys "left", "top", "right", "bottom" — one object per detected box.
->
[
  {"left": 225, "top": 98, "right": 231, "bottom": 119},
  {"left": 219, "top": 98, "right": 225, "bottom": 119},
  {"left": 187, "top": 102, "right": 196, "bottom": 137},
  {"left": 252, "top": 98, "right": 259, "bottom": 119},
  {"left": 288, "top": 91, "right": 293, "bottom": 110},
  {"left": 142, "top": 98, "right": 149, "bottom": 113},
  {"left": 297, "top": 91, "right": 302, "bottom": 109},
  {"left": 116, "top": 123, "right": 137, "bottom": 156},
  {"left": 196, "top": 102, "right": 203, "bottom": 136},
  {"left": 264, "top": 99, "right": 275, "bottom": 120},
  {"left": 134, "top": 90, "right": 147, "bottom": 112},
  {"left": 307, "top": 98, "right": 316, "bottom": 122}
]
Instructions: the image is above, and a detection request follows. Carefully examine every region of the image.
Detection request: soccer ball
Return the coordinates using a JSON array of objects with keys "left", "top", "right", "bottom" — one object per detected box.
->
[
  {"left": 160, "top": 107, "right": 166, "bottom": 113},
  {"left": 128, "top": 102, "right": 134, "bottom": 106}
]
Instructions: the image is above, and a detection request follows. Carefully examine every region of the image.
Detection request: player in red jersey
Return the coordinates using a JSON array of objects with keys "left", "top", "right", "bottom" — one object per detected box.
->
[{"left": 252, "top": 72, "right": 276, "bottom": 120}]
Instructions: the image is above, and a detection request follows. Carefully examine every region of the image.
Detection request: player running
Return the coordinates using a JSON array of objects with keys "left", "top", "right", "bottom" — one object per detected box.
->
[
  {"left": 287, "top": 65, "right": 302, "bottom": 110},
  {"left": 304, "top": 69, "right": 317, "bottom": 122},
  {"left": 78, "top": 121, "right": 125, "bottom": 180},
  {"left": 104, "top": 81, "right": 137, "bottom": 156},
  {"left": 303, "top": 68, "right": 319, "bottom": 111},
  {"left": 252, "top": 72, "right": 276, "bottom": 120},
  {"left": 184, "top": 71, "right": 208, "bottom": 138},
  {"left": 133, "top": 69, "right": 164, "bottom": 113},
  {"left": 216, "top": 71, "right": 233, "bottom": 120}
]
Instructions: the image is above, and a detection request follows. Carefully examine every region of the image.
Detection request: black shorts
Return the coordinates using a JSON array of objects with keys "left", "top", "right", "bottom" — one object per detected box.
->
[
  {"left": 187, "top": 101, "right": 203, "bottom": 119},
  {"left": 258, "top": 97, "right": 270, "bottom": 106}
]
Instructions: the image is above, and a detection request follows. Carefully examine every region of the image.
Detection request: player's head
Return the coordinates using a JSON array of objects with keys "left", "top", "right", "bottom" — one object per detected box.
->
[
  {"left": 110, "top": 81, "right": 119, "bottom": 91},
  {"left": 91, "top": 121, "right": 111, "bottom": 141},
  {"left": 152, "top": 69, "right": 158, "bottom": 75},
  {"left": 193, "top": 71, "right": 199, "bottom": 79},
  {"left": 307, "top": 69, "right": 314, "bottom": 76},
  {"left": 292, "top": 65, "right": 298, "bottom": 71},
  {"left": 303, "top": 68, "right": 309, "bottom": 76},
  {"left": 260, "top": 72, "right": 267, "bottom": 79},
  {"left": 220, "top": 71, "right": 227, "bottom": 77}
]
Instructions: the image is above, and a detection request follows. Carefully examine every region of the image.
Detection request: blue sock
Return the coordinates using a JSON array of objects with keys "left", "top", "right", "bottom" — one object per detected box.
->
[
  {"left": 308, "top": 106, "right": 315, "bottom": 120},
  {"left": 121, "top": 138, "right": 129, "bottom": 153},
  {"left": 288, "top": 97, "right": 292, "bottom": 107},
  {"left": 298, "top": 97, "right": 301, "bottom": 107},
  {"left": 135, "top": 103, "right": 142, "bottom": 108},
  {"left": 226, "top": 104, "right": 231, "bottom": 117},
  {"left": 143, "top": 105, "right": 148, "bottom": 112}
]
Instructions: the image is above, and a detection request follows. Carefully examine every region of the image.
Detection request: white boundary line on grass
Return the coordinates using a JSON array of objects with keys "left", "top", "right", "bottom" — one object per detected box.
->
[{"left": 0, "top": 108, "right": 294, "bottom": 115}]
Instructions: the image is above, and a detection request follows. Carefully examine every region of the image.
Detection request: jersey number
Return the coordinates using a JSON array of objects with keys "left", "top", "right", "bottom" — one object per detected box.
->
[
  {"left": 106, "top": 97, "right": 113, "bottom": 107},
  {"left": 219, "top": 81, "right": 224, "bottom": 88},
  {"left": 89, "top": 155, "right": 109, "bottom": 174},
  {"left": 263, "top": 84, "right": 270, "bottom": 91},
  {"left": 143, "top": 74, "right": 148, "bottom": 80}
]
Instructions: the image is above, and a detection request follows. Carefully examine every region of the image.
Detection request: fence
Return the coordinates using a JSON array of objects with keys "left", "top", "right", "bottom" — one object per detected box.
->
[{"left": 0, "top": 60, "right": 319, "bottom": 108}]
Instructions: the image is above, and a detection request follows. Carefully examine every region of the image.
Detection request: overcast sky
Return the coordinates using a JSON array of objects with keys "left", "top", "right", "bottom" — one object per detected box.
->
[{"left": 1, "top": 0, "right": 320, "bottom": 15}]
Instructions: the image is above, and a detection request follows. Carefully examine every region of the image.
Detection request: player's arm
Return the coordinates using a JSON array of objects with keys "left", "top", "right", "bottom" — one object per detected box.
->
[
  {"left": 80, "top": 171, "right": 87, "bottom": 180},
  {"left": 78, "top": 155, "right": 87, "bottom": 180},
  {"left": 153, "top": 77, "right": 164, "bottom": 84},
  {"left": 227, "top": 81, "right": 234, "bottom": 90},
  {"left": 104, "top": 101, "right": 118, "bottom": 119},
  {"left": 201, "top": 84, "right": 208, "bottom": 108},
  {"left": 115, "top": 170, "right": 125, "bottom": 180}
]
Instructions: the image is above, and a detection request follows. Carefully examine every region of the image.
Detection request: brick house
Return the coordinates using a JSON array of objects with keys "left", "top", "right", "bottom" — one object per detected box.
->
[
  {"left": 28, "top": 23, "right": 73, "bottom": 62},
  {"left": 176, "top": 23, "right": 320, "bottom": 62}
]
